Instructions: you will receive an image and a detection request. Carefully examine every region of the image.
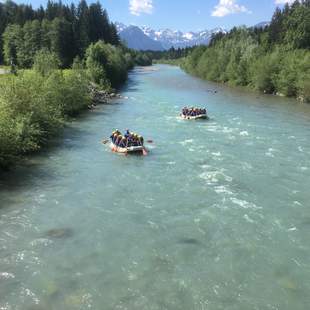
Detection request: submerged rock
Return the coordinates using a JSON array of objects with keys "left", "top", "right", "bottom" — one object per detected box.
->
[
  {"left": 44, "top": 281, "right": 59, "bottom": 297},
  {"left": 279, "top": 277, "right": 298, "bottom": 291},
  {"left": 65, "top": 291, "right": 92, "bottom": 307},
  {"left": 45, "top": 228, "right": 73, "bottom": 239},
  {"left": 178, "top": 238, "right": 201, "bottom": 245}
]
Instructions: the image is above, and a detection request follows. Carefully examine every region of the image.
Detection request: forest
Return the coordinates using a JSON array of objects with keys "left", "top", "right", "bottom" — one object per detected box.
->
[
  {"left": 0, "top": 0, "right": 120, "bottom": 66},
  {"left": 146, "top": 47, "right": 194, "bottom": 61},
  {"left": 181, "top": 0, "right": 310, "bottom": 102},
  {"left": 0, "top": 0, "right": 151, "bottom": 170}
]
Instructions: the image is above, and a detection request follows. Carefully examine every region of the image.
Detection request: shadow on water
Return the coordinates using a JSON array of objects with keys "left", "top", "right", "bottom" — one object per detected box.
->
[
  {"left": 118, "top": 79, "right": 140, "bottom": 94},
  {"left": 177, "top": 237, "right": 202, "bottom": 246},
  {"left": 45, "top": 227, "right": 74, "bottom": 239}
]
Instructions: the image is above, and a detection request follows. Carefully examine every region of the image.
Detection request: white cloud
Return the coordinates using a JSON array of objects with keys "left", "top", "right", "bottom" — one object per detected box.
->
[
  {"left": 129, "top": 0, "right": 153, "bottom": 16},
  {"left": 212, "top": 0, "right": 251, "bottom": 17},
  {"left": 275, "top": 0, "right": 295, "bottom": 4}
]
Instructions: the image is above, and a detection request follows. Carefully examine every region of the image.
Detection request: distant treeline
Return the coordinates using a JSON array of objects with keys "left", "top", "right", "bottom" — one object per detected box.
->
[
  {"left": 182, "top": 0, "right": 310, "bottom": 102},
  {"left": 146, "top": 47, "right": 195, "bottom": 61}
]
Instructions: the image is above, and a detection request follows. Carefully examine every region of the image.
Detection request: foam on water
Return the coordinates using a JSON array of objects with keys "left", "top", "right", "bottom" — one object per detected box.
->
[
  {"left": 179, "top": 139, "right": 193, "bottom": 146},
  {"left": 214, "top": 185, "right": 234, "bottom": 195},
  {"left": 230, "top": 197, "right": 262, "bottom": 210},
  {"left": 240, "top": 130, "right": 249, "bottom": 136}
]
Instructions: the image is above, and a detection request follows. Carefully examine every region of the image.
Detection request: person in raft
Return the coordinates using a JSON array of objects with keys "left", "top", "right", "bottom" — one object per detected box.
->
[
  {"left": 110, "top": 130, "right": 144, "bottom": 148},
  {"left": 182, "top": 107, "right": 207, "bottom": 117}
]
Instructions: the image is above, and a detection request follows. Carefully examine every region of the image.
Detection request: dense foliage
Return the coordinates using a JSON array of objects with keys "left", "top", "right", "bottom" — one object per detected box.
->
[
  {"left": 182, "top": 1, "right": 310, "bottom": 102},
  {"left": 146, "top": 47, "right": 194, "bottom": 61},
  {"left": 0, "top": 52, "right": 90, "bottom": 169},
  {"left": 85, "top": 41, "right": 143, "bottom": 88},
  {"left": 0, "top": 0, "right": 119, "bottom": 67}
]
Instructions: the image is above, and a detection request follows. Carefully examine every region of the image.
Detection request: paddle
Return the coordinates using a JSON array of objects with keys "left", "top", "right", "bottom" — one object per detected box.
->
[{"left": 142, "top": 147, "right": 148, "bottom": 156}]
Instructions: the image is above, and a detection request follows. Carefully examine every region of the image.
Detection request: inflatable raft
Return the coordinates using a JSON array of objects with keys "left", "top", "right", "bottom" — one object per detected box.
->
[
  {"left": 110, "top": 143, "right": 144, "bottom": 154},
  {"left": 181, "top": 113, "right": 208, "bottom": 120}
]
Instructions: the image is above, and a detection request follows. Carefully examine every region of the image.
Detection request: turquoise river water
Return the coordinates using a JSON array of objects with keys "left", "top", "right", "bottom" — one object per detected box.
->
[{"left": 0, "top": 65, "right": 310, "bottom": 310}]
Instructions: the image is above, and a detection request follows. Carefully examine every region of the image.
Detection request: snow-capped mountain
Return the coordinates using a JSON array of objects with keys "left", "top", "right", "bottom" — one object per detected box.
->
[
  {"left": 140, "top": 26, "right": 226, "bottom": 49},
  {"left": 115, "top": 23, "right": 226, "bottom": 50},
  {"left": 118, "top": 25, "right": 164, "bottom": 51}
]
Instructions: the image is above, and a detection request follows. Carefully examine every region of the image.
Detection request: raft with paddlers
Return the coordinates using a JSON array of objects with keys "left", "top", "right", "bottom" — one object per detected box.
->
[
  {"left": 104, "top": 129, "right": 148, "bottom": 155},
  {"left": 181, "top": 107, "right": 209, "bottom": 120}
]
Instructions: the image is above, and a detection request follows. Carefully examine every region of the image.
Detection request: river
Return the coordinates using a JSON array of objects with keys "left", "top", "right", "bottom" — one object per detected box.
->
[{"left": 1, "top": 65, "right": 310, "bottom": 310}]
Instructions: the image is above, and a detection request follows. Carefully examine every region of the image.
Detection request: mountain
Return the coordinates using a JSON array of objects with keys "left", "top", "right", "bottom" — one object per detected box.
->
[
  {"left": 116, "top": 23, "right": 226, "bottom": 51},
  {"left": 140, "top": 26, "right": 226, "bottom": 49},
  {"left": 118, "top": 25, "right": 164, "bottom": 51}
]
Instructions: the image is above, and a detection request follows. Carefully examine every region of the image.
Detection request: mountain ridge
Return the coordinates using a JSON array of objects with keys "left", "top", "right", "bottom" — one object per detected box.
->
[
  {"left": 116, "top": 23, "right": 227, "bottom": 51},
  {"left": 118, "top": 25, "right": 164, "bottom": 51}
]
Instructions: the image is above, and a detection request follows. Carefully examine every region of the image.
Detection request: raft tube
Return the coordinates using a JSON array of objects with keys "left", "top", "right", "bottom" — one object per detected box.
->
[
  {"left": 110, "top": 143, "right": 144, "bottom": 154},
  {"left": 181, "top": 113, "right": 208, "bottom": 120}
]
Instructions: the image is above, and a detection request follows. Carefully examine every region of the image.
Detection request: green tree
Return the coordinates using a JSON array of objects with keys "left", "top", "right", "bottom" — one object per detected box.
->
[
  {"left": 2, "top": 24, "right": 23, "bottom": 66},
  {"left": 19, "top": 20, "right": 42, "bottom": 67},
  {"left": 33, "top": 49, "right": 60, "bottom": 76}
]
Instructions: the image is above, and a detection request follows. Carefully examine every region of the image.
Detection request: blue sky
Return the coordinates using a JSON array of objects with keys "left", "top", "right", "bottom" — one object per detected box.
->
[{"left": 14, "top": 0, "right": 293, "bottom": 31}]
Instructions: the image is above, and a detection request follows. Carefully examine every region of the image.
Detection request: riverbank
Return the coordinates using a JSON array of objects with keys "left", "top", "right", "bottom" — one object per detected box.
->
[
  {"left": 181, "top": 56, "right": 310, "bottom": 104},
  {"left": 0, "top": 77, "right": 129, "bottom": 171},
  {"left": 180, "top": 46, "right": 309, "bottom": 104},
  {"left": 155, "top": 60, "right": 309, "bottom": 104},
  {"left": 0, "top": 64, "right": 136, "bottom": 171}
]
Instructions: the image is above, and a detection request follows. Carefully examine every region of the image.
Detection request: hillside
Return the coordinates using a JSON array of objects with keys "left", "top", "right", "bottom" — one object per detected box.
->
[
  {"left": 119, "top": 25, "right": 164, "bottom": 51},
  {"left": 182, "top": 1, "right": 310, "bottom": 102}
]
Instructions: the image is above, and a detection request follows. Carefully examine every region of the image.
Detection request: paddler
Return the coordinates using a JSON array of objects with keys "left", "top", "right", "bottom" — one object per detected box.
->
[
  {"left": 119, "top": 137, "right": 127, "bottom": 148},
  {"left": 115, "top": 134, "right": 122, "bottom": 146},
  {"left": 125, "top": 129, "right": 131, "bottom": 139}
]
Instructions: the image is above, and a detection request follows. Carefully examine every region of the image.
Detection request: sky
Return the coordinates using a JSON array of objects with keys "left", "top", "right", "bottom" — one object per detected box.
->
[{"left": 13, "top": 0, "right": 294, "bottom": 31}]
